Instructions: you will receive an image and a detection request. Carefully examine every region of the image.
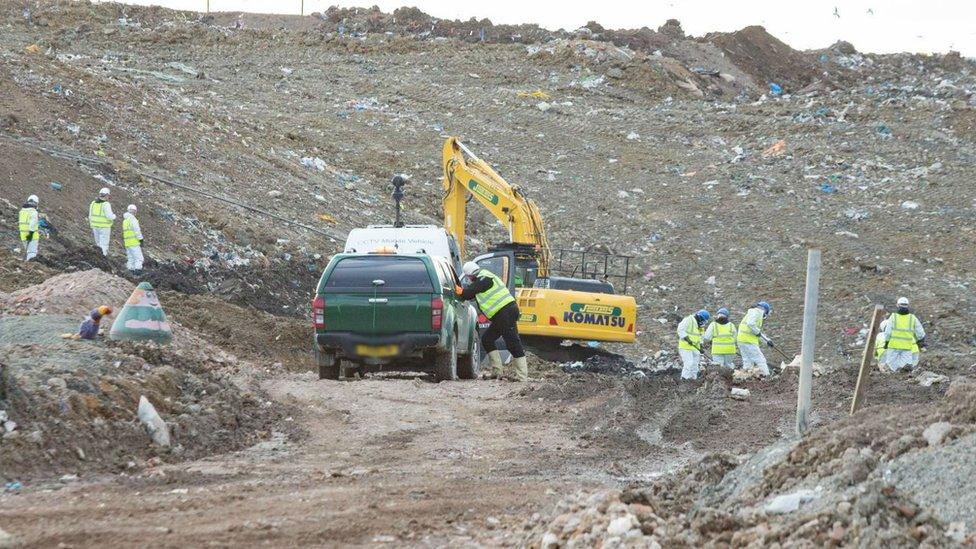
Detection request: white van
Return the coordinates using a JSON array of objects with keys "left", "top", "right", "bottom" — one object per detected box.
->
[{"left": 343, "top": 225, "right": 463, "bottom": 272}]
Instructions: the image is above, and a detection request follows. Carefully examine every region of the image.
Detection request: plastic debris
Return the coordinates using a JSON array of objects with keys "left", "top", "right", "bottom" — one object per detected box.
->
[
  {"left": 109, "top": 282, "right": 173, "bottom": 344},
  {"left": 876, "top": 124, "right": 893, "bottom": 139},
  {"left": 901, "top": 200, "right": 919, "bottom": 210},
  {"left": 768, "top": 82, "right": 783, "bottom": 96},
  {"left": 137, "top": 395, "right": 171, "bottom": 447},
  {"left": 517, "top": 90, "right": 550, "bottom": 100},
  {"left": 764, "top": 489, "right": 819, "bottom": 514},
  {"left": 300, "top": 156, "right": 327, "bottom": 171},
  {"left": 820, "top": 183, "right": 838, "bottom": 193},
  {"left": 25, "top": 43, "right": 41, "bottom": 54},
  {"left": 761, "top": 140, "right": 786, "bottom": 157},
  {"left": 4, "top": 481, "right": 22, "bottom": 493}
]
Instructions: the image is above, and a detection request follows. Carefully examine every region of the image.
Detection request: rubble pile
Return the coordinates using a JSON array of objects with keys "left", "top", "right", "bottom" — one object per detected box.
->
[
  {"left": 0, "top": 271, "right": 293, "bottom": 481},
  {"left": 527, "top": 376, "right": 976, "bottom": 545}
]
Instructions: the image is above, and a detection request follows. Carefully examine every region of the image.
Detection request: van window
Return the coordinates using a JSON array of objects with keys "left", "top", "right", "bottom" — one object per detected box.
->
[{"left": 325, "top": 256, "right": 434, "bottom": 292}]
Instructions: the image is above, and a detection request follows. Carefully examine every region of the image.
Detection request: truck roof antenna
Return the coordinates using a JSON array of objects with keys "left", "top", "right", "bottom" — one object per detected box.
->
[{"left": 391, "top": 174, "right": 408, "bottom": 228}]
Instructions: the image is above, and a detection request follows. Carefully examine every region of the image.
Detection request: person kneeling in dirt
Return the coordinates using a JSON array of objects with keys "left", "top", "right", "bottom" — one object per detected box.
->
[
  {"left": 882, "top": 297, "right": 925, "bottom": 373},
  {"left": 78, "top": 306, "right": 113, "bottom": 340},
  {"left": 455, "top": 261, "right": 527, "bottom": 382}
]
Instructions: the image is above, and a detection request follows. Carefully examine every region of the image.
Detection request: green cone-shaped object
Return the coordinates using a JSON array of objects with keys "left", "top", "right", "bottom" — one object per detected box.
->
[{"left": 109, "top": 281, "right": 173, "bottom": 344}]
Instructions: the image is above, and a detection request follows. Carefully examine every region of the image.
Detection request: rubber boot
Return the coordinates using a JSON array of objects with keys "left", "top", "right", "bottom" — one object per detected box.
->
[
  {"left": 514, "top": 356, "right": 528, "bottom": 382},
  {"left": 485, "top": 350, "right": 504, "bottom": 380}
]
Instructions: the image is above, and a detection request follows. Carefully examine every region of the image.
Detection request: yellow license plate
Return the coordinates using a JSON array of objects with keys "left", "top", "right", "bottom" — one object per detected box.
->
[{"left": 355, "top": 344, "right": 399, "bottom": 358}]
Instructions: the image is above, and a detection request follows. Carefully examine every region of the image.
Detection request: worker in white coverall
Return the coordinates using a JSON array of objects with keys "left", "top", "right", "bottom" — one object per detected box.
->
[
  {"left": 736, "top": 301, "right": 774, "bottom": 376},
  {"left": 88, "top": 187, "right": 116, "bottom": 256},
  {"left": 122, "top": 204, "right": 144, "bottom": 273},
  {"left": 18, "top": 194, "right": 40, "bottom": 261},
  {"left": 677, "top": 309, "right": 710, "bottom": 380},
  {"left": 882, "top": 297, "right": 925, "bottom": 373},
  {"left": 702, "top": 307, "right": 737, "bottom": 369}
]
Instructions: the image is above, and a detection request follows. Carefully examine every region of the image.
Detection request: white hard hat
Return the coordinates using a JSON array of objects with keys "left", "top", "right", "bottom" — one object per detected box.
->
[
  {"left": 27, "top": 194, "right": 39, "bottom": 204},
  {"left": 99, "top": 187, "right": 110, "bottom": 196},
  {"left": 897, "top": 297, "right": 909, "bottom": 307},
  {"left": 127, "top": 204, "right": 137, "bottom": 213},
  {"left": 461, "top": 261, "right": 481, "bottom": 277}
]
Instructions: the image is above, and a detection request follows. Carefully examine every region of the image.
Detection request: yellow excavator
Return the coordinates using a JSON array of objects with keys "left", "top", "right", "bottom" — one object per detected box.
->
[{"left": 442, "top": 137, "right": 637, "bottom": 352}]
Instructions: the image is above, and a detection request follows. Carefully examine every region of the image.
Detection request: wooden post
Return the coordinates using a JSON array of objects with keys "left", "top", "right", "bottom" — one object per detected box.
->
[
  {"left": 796, "top": 248, "right": 821, "bottom": 436},
  {"left": 206, "top": 0, "right": 210, "bottom": 14},
  {"left": 851, "top": 305, "right": 885, "bottom": 415},
  {"left": 300, "top": 0, "right": 304, "bottom": 16}
]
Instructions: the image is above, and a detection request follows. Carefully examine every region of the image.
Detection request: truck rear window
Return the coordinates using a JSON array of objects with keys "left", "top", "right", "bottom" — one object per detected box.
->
[{"left": 325, "top": 257, "right": 434, "bottom": 292}]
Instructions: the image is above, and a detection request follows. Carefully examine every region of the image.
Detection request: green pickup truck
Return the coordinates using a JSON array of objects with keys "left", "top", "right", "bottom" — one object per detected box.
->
[{"left": 311, "top": 253, "right": 480, "bottom": 381}]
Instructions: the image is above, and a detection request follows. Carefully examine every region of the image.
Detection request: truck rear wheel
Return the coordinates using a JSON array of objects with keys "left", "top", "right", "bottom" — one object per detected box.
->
[
  {"left": 434, "top": 335, "right": 458, "bottom": 382},
  {"left": 458, "top": 333, "right": 480, "bottom": 380},
  {"left": 315, "top": 346, "right": 340, "bottom": 380}
]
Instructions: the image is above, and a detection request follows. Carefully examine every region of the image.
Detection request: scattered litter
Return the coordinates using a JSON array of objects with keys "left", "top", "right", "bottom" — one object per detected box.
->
[
  {"left": 4, "top": 481, "right": 22, "bottom": 493},
  {"left": 768, "top": 82, "right": 783, "bottom": 96},
  {"left": 300, "top": 156, "right": 327, "bottom": 171},
  {"left": 25, "top": 43, "right": 41, "bottom": 54},
  {"left": 59, "top": 474, "right": 79, "bottom": 483},
  {"left": 517, "top": 90, "right": 550, "bottom": 100},
  {"left": 876, "top": 124, "right": 893, "bottom": 139},
  {"left": 761, "top": 140, "right": 786, "bottom": 157},
  {"left": 626, "top": 131, "right": 640, "bottom": 140},
  {"left": 820, "top": 183, "right": 838, "bottom": 193},
  {"left": 900, "top": 200, "right": 919, "bottom": 210},
  {"left": 916, "top": 371, "right": 949, "bottom": 387},
  {"left": 50, "top": 181, "right": 63, "bottom": 191},
  {"left": 536, "top": 101, "right": 551, "bottom": 113}
]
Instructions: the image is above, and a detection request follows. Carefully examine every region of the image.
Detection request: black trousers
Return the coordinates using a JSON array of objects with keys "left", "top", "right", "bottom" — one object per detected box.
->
[{"left": 482, "top": 302, "right": 525, "bottom": 358}]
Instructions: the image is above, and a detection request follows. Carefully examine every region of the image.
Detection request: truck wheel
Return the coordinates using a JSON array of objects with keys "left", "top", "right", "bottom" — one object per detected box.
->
[
  {"left": 434, "top": 335, "right": 458, "bottom": 382},
  {"left": 458, "top": 333, "right": 481, "bottom": 380},
  {"left": 315, "top": 346, "right": 340, "bottom": 380}
]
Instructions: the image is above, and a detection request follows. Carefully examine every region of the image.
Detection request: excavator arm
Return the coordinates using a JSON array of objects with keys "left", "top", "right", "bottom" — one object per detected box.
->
[{"left": 442, "top": 137, "right": 551, "bottom": 275}]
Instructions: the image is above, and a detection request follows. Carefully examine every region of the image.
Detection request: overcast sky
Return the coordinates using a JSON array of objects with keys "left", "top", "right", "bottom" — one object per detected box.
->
[{"left": 98, "top": 0, "right": 976, "bottom": 56}]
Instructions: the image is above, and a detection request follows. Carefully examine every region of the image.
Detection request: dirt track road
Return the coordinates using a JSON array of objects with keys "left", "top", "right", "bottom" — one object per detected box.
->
[{"left": 0, "top": 373, "right": 616, "bottom": 547}]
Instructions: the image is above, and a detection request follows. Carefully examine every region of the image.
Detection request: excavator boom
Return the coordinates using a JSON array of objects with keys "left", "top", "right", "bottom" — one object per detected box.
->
[
  {"left": 441, "top": 137, "right": 637, "bottom": 346},
  {"left": 442, "top": 137, "right": 551, "bottom": 275}
]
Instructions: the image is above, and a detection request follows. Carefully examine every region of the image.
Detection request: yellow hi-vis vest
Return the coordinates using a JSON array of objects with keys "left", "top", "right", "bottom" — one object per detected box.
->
[
  {"left": 18, "top": 208, "right": 38, "bottom": 241},
  {"left": 678, "top": 316, "right": 702, "bottom": 351},
  {"left": 89, "top": 201, "right": 113, "bottom": 228},
  {"left": 475, "top": 271, "right": 515, "bottom": 319},
  {"left": 123, "top": 216, "right": 140, "bottom": 248},
  {"left": 737, "top": 308, "right": 763, "bottom": 345},
  {"left": 875, "top": 332, "right": 887, "bottom": 360},
  {"left": 710, "top": 322, "right": 736, "bottom": 355},
  {"left": 888, "top": 313, "right": 919, "bottom": 351}
]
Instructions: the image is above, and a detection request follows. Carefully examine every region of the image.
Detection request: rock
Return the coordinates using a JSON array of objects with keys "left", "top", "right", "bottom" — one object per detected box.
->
[
  {"left": 137, "top": 395, "right": 171, "bottom": 447},
  {"left": 730, "top": 388, "right": 750, "bottom": 400},
  {"left": 59, "top": 473, "right": 79, "bottom": 483},
  {"left": 267, "top": 190, "right": 283, "bottom": 198},
  {"left": 626, "top": 131, "right": 640, "bottom": 140},
  {"left": 607, "top": 67, "right": 624, "bottom": 79},
  {"left": 900, "top": 200, "right": 919, "bottom": 210},
  {"left": 540, "top": 531, "right": 559, "bottom": 549},
  {"left": 764, "top": 489, "right": 819, "bottom": 514},
  {"left": 606, "top": 515, "right": 637, "bottom": 537},
  {"left": 537, "top": 101, "right": 551, "bottom": 112},
  {"left": 922, "top": 421, "right": 951, "bottom": 446}
]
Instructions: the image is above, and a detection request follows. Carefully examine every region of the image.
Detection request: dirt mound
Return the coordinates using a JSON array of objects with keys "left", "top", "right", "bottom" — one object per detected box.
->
[
  {"left": 705, "top": 25, "right": 823, "bottom": 91},
  {"left": 0, "top": 268, "right": 132, "bottom": 317},
  {"left": 0, "top": 313, "right": 295, "bottom": 482}
]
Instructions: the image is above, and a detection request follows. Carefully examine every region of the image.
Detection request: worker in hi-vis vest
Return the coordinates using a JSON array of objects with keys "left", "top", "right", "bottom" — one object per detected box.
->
[
  {"left": 455, "top": 261, "right": 527, "bottom": 382},
  {"left": 677, "top": 309, "right": 710, "bottom": 379},
  {"left": 19, "top": 194, "right": 40, "bottom": 261},
  {"left": 122, "top": 204, "right": 144, "bottom": 273},
  {"left": 882, "top": 297, "right": 925, "bottom": 373},
  {"left": 88, "top": 187, "right": 116, "bottom": 256},
  {"left": 702, "top": 307, "right": 737, "bottom": 369},
  {"left": 737, "top": 301, "right": 774, "bottom": 376}
]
